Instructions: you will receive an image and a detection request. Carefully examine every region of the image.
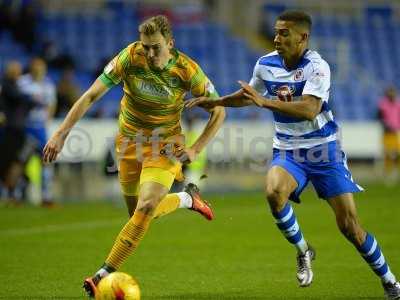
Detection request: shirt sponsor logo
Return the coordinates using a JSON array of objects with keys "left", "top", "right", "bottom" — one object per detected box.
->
[
  {"left": 137, "top": 79, "right": 172, "bottom": 98},
  {"left": 270, "top": 84, "right": 296, "bottom": 95}
]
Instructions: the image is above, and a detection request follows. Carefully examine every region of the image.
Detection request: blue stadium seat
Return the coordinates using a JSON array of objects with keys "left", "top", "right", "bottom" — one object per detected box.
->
[
  {"left": 305, "top": 6, "right": 400, "bottom": 120},
  {"left": 3, "top": 4, "right": 397, "bottom": 121}
]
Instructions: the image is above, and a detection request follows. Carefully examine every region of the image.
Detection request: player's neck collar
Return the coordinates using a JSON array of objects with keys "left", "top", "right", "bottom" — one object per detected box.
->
[
  {"left": 150, "top": 48, "right": 178, "bottom": 72},
  {"left": 164, "top": 48, "right": 178, "bottom": 70},
  {"left": 281, "top": 49, "right": 309, "bottom": 71}
]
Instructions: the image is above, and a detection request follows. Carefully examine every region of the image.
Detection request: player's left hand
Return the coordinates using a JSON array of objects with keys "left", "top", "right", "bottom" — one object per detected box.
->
[
  {"left": 238, "top": 80, "right": 266, "bottom": 107},
  {"left": 185, "top": 97, "right": 217, "bottom": 110},
  {"left": 43, "top": 131, "right": 67, "bottom": 163},
  {"left": 174, "top": 146, "right": 197, "bottom": 164}
]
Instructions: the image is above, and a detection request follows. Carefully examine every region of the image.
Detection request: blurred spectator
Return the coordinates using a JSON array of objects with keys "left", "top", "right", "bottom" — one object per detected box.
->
[
  {"left": 0, "top": 1, "right": 42, "bottom": 52},
  {"left": 40, "top": 40, "right": 75, "bottom": 70},
  {"left": 18, "top": 57, "right": 57, "bottom": 206},
  {"left": 378, "top": 86, "right": 400, "bottom": 180},
  {"left": 0, "top": 61, "right": 35, "bottom": 203},
  {"left": 55, "top": 68, "right": 80, "bottom": 118}
]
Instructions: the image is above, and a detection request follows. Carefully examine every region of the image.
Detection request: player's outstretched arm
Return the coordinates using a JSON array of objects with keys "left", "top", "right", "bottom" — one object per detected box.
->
[
  {"left": 185, "top": 88, "right": 254, "bottom": 109},
  {"left": 43, "top": 79, "right": 109, "bottom": 163},
  {"left": 174, "top": 106, "right": 225, "bottom": 164},
  {"left": 239, "top": 80, "right": 322, "bottom": 121},
  {"left": 187, "top": 105, "right": 225, "bottom": 160}
]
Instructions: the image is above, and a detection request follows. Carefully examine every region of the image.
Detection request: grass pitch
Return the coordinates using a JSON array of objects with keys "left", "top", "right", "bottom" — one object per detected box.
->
[{"left": 1, "top": 183, "right": 399, "bottom": 299}]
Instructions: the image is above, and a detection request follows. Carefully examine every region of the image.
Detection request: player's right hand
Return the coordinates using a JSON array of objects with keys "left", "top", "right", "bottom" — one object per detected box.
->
[
  {"left": 185, "top": 97, "right": 217, "bottom": 110},
  {"left": 43, "top": 131, "right": 67, "bottom": 163},
  {"left": 238, "top": 80, "right": 266, "bottom": 107}
]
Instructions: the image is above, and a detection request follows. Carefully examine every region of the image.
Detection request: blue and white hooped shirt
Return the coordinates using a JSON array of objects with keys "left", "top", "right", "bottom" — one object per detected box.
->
[
  {"left": 18, "top": 74, "right": 56, "bottom": 128},
  {"left": 249, "top": 50, "right": 337, "bottom": 150}
]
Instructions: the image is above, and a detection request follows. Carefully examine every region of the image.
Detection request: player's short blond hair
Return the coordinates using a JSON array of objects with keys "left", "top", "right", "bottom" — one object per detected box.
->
[{"left": 138, "top": 15, "right": 173, "bottom": 41}]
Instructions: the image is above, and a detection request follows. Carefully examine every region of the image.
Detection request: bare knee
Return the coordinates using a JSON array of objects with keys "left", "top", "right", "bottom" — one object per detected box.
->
[
  {"left": 336, "top": 214, "right": 365, "bottom": 247},
  {"left": 265, "top": 167, "right": 297, "bottom": 214},
  {"left": 265, "top": 185, "right": 289, "bottom": 214},
  {"left": 136, "top": 198, "right": 158, "bottom": 215},
  {"left": 135, "top": 181, "right": 169, "bottom": 215},
  {"left": 136, "top": 191, "right": 163, "bottom": 215}
]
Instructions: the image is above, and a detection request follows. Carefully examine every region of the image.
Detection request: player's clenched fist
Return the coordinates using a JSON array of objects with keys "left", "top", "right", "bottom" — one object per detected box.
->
[{"left": 43, "top": 131, "right": 67, "bottom": 163}]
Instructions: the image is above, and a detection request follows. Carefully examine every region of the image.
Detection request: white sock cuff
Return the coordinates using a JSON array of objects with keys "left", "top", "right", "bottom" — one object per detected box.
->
[
  {"left": 382, "top": 269, "right": 397, "bottom": 284},
  {"left": 96, "top": 268, "right": 110, "bottom": 279},
  {"left": 296, "top": 237, "right": 309, "bottom": 255},
  {"left": 177, "top": 192, "right": 193, "bottom": 208}
]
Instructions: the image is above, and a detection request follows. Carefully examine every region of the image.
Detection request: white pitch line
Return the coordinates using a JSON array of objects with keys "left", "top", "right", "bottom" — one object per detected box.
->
[{"left": 0, "top": 219, "right": 124, "bottom": 237}]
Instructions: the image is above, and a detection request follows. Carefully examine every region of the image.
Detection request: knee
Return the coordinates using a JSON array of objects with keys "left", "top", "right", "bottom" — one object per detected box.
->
[
  {"left": 136, "top": 198, "right": 157, "bottom": 215},
  {"left": 337, "top": 214, "right": 365, "bottom": 246},
  {"left": 265, "top": 185, "right": 289, "bottom": 213},
  {"left": 136, "top": 192, "right": 162, "bottom": 215},
  {"left": 337, "top": 213, "right": 357, "bottom": 235}
]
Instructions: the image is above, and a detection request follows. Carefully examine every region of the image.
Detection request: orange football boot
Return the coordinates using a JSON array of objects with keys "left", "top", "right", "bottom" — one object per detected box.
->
[{"left": 185, "top": 183, "right": 214, "bottom": 220}]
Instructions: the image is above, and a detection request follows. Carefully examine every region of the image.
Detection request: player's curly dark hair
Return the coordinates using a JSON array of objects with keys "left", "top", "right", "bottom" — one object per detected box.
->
[
  {"left": 277, "top": 10, "right": 312, "bottom": 31},
  {"left": 138, "top": 15, "right": 173, "bottom": 41}
]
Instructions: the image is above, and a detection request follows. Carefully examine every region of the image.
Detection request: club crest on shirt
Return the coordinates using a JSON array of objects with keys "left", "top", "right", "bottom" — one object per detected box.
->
[{"left": 294, "top": 68, "right": 304, "bottom": 81}]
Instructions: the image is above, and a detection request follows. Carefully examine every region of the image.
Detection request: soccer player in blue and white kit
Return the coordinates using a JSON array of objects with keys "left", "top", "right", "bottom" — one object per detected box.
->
[
  {"left": 187, "top": 10, "right": 400, "bottom": 300},
  {"left": 18, "top": 58, "right": 57, "bottom": 206}
]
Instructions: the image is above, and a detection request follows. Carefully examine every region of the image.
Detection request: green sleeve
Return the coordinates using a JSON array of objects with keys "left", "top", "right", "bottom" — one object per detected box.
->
[
  {"left": 101, "top": 47, "right": 131, "bottom": 86},
  {"left": 99, "top": 73, "right": 117, "bottom": 88},
  {"left": 190, "top": 68, "right": 219, "bottom": 99}
]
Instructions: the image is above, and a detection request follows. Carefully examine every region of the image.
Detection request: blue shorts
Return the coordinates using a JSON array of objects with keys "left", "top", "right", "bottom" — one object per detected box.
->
[
  {"left": 25, "top": 126, "right": 47, "bottom": 152},
  {"left": 270, "top": 141, "right": 363, "bottom": 202}
]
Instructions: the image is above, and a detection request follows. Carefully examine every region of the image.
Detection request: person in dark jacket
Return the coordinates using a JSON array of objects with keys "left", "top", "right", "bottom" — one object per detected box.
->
[{"left": 0, "top": 61, "right": 35, "bottom": 202}]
